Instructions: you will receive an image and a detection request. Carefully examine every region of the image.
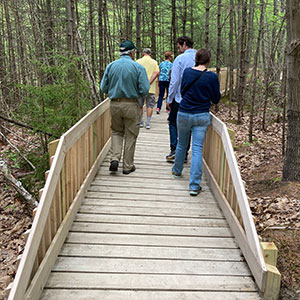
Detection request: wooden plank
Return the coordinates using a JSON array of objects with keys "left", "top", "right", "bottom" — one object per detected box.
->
[
  {"left": 96, "top": 171, "right": 189, "bottom": 180},
  {"left": 78, "top": 205, "right": 224, "bottom": 218},
  {"left": 64, "top": 151, "right": 72, "bottom": 213},
  {"left": 82, "top": 198, "right": 219, "bottom": 210},
  {"left": 70, "top": 222, "right": 233, "bottom": 237},
  {"left": 88, "top": 124, "right": 93, "bottom": 169},
  {"left": 60, "top": 243, "right": 243, "bottom": 261},
  {"left": 41, "top": 290, "right": 261, "bottom": 300},
  {"left": 50, "top": 184, "right": 58, "bottom": 234},
  {"left": 71, "top": 144, "right": 78, "bottom": 199},
  {"left": 78, "top": 135, "right": 84, "bottom": 185},
  {"left": 264, "top": 263, "right": 281, "bottom": 300},
  {"left": 52, "top": 257, "right": 251, "bottom": 275},
  {"left": 85, "top": 191, "right": 217, "bottom": 203},
  {"left": 90, "top": 179, "right": 209, "bottom": 191},
  {"left": 75, "top": 213, "right": 228, "bottom": 227},
  {"left": 98, "top": 162, "right": 187, "bottom": 173},
  {"left": 66, "top": 232, "right": 239, "bottom": 249},
  {"left": 44, "top": 273, "right": 256, "bottom": 290},
  {"left": 83, "top": 131, "right": 88, "bottom": 179},
  {"left": 48, "top": 139, "right": 59, "bottom": 159},
  {"left": 261, "top": 242, "right": 278, "bottom": 266},
  {"left": 88, "top": 185, "right": 212, "bottom": 197}
]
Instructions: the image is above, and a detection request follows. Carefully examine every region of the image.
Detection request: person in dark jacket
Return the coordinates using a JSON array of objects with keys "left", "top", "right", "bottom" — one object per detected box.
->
[{"left": 172, "top": 49, "right": 221, "bottom": 196}]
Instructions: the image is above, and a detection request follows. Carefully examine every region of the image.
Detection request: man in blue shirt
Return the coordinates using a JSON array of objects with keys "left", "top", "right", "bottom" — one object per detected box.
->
[
  {"left": 100, "top": 40, "right": 150, "bottom": 174},
  {"left": 166, "top": 36, "right": 196, "bottom": 162}
]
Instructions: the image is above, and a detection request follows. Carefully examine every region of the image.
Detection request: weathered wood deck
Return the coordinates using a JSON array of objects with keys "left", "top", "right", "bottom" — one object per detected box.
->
[{"left": 40, "top": 109, "right": 261, "bottom": 300}]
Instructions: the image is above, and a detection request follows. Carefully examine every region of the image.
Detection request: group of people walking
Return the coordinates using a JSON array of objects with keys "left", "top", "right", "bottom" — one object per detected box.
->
[{"left": 100, "top": 36, "right": 220, "bottom": 195}]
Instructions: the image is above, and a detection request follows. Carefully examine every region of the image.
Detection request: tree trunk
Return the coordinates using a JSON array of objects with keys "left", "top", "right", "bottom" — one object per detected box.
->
[
  {"left": 171, "top": 0, "right": 176, "bottom": 55},
  {"left": 237, "top": 0, "right": 248, "bottom": 123},
  {"left": 136, "top": 0, "right": 142, "bottom": 57},
  {"left": 45, "top": 0, "right": 55, "bottom": 84},
  {"left": 262, "top": 0, "right": 282, "bottom": 131},
  {"left": 89, "top": 0, "right": 96, "bottom": 78},
  {"left": 4, "top": 0, "right": 17, "bottom": 106},
  {"left": 228, "top": 0, "right": 235, "bottom": 117},
  {"left": 0, "top": 10, "right": 9, "bottom": 109},
  {"left": 205, "top": 0, "right": 210, "bottom": 49},
  {"left": 283, "top": 0, "right": 300, "bottom": 181},
  {"left": 281, "top": 55, "right": 287, "bottom": 157},
  {"left": 234, "top": 0, "right": 242, "bottom": 102},
  {"left": 216, "top": 0, "right": 222, "bottom": 76},
  {"left": 76, "top": 29, "right": 101, "bottom": 106},
  {"left": 190, "top": 0, "right": 194, "bottom": 41},
  {"left": 182, "top": 0, "right": 187, "bottom": 36},
  {"left": 249, "top": 0, "right": 264, "bottom": 142},
  {"left": 98, "top": 0, "right": 104, "bottom": 79},
  {"left": 12, "top": 1, "right": 27, "bottom": 86},
  {"left": 103, "top": 0, "right": 111, "bottom": 63},
  {"left": 245, "top": 0, "right": 254, "bottom": 76},
  {"left": 66, "top": 0, "right": 73, "bottom": 53},
  {"left": 151, "top": 0, "right": 156, "bottom": 60}
]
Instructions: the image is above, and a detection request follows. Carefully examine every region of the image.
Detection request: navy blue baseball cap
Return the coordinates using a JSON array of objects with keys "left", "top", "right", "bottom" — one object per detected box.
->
[{"left": 120, "top": 40, "right": 138, "bottom": 52}]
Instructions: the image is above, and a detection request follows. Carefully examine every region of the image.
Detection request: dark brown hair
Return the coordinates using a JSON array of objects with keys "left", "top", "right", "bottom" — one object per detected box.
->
[
  {"left": 176, "top": 36, "right": 193, "bottom": 48},
  {"left": 165, "top": 51, "right": 172, "bottom": 59},
  {"left": 195, "top": 49, "right": 211, "bottom": 66}
]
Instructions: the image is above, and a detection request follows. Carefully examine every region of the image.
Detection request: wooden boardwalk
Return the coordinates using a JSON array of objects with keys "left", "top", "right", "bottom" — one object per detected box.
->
[{"left": 40, "top": 109, "right": 261, "bottom": 300}]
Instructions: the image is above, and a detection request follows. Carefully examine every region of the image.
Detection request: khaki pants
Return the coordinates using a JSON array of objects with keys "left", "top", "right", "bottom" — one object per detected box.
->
[{"left": 110, "top": 99, "right": 140, "bottom": 171}]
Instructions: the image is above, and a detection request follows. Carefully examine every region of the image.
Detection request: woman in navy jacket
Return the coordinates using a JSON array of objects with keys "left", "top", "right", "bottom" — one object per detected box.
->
[{"left": 172, "top": 49, "right": 221, "bottom": 196}]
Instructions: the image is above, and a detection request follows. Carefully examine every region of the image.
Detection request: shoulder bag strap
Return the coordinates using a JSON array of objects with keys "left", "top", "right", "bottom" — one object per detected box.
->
[{"left": 181, "top": 69, "right": 207, "bottom": 97}]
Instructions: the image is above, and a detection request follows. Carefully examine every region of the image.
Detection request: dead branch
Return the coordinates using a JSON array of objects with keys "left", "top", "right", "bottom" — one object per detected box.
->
[
  {"left": 0, "top": 113, "right": 58, "bottom": 138},
  {"left": 0, "top": 131, "right": 36, "bottom": 170},
  {"left": 0, "top": 124, "right": 40, "bottom": 147},
  {"left": 76, "top": 28, "right": 101, "bottom": 106},
  {"left": 0, "top": 155, "right": 38, "bottom": 207}
]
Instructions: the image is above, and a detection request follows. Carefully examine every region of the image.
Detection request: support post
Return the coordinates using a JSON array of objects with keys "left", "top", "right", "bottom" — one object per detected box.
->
[{"left": 261, "top": 242, "right": 281, "bottom": 300}]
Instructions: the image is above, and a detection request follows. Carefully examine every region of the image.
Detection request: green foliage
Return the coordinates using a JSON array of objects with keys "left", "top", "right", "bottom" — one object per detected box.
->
[
  {"left": 4, "top": 150, "right": 20, "bottom": 168},
  {"left": 20, "top": 149, "right": 50, "bottom": 198},
  {"left": 4, "top": 146, "right": 49, "bottom": 197},
  {"left": 14, "top": 54, "right": 94, "bottom": 197},
  {"left": 268, "top": 177, "right": 282, "bottom": 184},
  {"left": 18, "top": 55, "right": 93, "bottom": 140}
]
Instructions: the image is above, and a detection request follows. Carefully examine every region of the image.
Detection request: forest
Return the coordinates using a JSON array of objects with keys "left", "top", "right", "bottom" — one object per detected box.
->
[{"left": 0, "top": 0, "right": 299, "bottom": 299}]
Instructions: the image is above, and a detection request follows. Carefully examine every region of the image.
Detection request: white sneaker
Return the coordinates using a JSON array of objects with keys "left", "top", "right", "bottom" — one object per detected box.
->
[
  {"left": 145, "top": 124, "right": 151, "bottom": 129},
  {"left": 140, "top": 122, "right": 144, "bottom": 128}
]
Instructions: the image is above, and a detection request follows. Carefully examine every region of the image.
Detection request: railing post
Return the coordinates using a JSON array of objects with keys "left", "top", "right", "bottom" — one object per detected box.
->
[{"left": 261, "top": 242, "right": 281, "bottom": 300}]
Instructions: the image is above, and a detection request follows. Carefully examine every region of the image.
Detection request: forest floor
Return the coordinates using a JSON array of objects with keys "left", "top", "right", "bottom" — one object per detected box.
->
[{"left": 0, "top": 102, "right": 299, "bottom": 299}]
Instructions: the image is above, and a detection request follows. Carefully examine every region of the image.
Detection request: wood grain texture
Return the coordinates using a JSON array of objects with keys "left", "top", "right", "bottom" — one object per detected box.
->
[{"left": 39, "top": 105, "right": 261, "bottom": 299}]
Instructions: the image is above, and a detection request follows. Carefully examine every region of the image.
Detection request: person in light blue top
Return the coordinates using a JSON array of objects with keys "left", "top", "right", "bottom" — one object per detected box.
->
[
  {"left": 100, "top": 40, "right": 150, "bottom": 175},
  {"left": 165, "top": 36, "right": 196, "bottom": 163},
  {"left": 156, "top": 51, "right": 173, "bottom": 114}
]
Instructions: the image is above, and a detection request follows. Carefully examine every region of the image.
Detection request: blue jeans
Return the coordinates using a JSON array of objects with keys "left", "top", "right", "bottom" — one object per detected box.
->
[
  {"left": 157, "top": 81, "right": 169, "bottom": 110},
  {"left": 172, "top": 111, "right": 210, "bottom": 191}
]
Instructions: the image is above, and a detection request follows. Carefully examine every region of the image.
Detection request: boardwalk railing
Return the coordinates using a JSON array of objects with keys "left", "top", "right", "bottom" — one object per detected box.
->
[
  {"left": 8, "top": 99, "right": 111, "bottom": 300},
  {"left": 203, "top": 113, "right": 268, "bottom": 291}
]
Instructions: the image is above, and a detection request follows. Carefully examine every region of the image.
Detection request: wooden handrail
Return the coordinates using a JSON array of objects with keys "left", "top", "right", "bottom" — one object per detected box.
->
[
  {"left": 8, "top": 99, "right": 111, "bottom": 300},
  {"left": 8, "top": 92, "right": 275, "bottom": 298},
  {"left": 203, "top": 113, "right": 267, "bottom": 291}
]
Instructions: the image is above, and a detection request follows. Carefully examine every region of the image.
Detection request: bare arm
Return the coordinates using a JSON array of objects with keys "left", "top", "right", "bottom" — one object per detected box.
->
[{"left": 149, "top": 71, "right": 160, "bottom": 85}]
